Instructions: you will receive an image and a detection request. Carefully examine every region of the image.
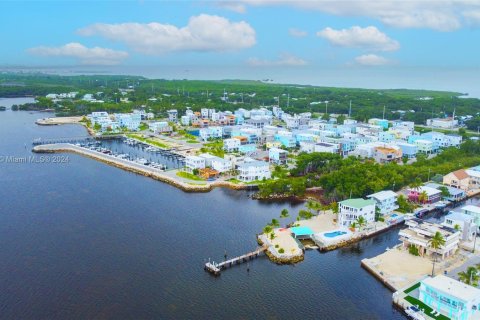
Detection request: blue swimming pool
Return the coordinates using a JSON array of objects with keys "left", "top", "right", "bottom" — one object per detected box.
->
[
  {"left": 391, "top": 214, "right": 398, "bottom": 218},
  {"left": 324, "top": 231, "right": 347, "bottom": 238}
]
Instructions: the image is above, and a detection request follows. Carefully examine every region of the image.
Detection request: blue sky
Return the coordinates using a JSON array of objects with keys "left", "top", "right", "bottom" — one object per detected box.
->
[{"left": 1, "top": 1, "right": 480, "bottom": 93}]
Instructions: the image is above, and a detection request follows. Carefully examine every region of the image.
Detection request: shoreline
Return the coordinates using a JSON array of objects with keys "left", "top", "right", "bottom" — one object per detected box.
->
[{"left": 32, "top": 143, "right": 252, "bottom": 193}]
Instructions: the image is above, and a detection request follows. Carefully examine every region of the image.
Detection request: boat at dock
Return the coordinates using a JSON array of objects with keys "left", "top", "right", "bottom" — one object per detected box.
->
[{"left": 405, "top": 306, "right": 426, "bottom": 320}]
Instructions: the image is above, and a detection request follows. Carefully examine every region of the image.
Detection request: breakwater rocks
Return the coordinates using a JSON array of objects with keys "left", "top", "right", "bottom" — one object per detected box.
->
[{"left": 33, "top": 144, "right": 250, "bottom": 193}]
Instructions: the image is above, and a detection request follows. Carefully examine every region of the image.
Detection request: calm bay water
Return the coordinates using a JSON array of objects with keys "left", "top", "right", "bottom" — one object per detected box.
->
[{"left": 0, "top": 98, "right": 405, "bottom": 319}]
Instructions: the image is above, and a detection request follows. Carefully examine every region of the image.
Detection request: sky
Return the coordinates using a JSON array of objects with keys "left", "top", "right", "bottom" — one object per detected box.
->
[{"left": 1, "top": 0, "right": 480, "bottom": 95}]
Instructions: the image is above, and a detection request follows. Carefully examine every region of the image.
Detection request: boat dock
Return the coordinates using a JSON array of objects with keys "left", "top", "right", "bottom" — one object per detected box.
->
[{"left": 204, "top": 246, "right": 267, "bottom": 276}]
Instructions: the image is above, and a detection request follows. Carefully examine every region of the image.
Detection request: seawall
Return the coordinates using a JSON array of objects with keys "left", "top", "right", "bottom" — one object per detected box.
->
[{"left": 33, "top": 143, "right": 250, "bottom": 193}]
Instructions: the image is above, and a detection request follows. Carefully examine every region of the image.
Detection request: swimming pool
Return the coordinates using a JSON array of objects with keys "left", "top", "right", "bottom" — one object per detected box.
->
[{"left": 324, "top": 231, "right": 348, "bottom": 238}]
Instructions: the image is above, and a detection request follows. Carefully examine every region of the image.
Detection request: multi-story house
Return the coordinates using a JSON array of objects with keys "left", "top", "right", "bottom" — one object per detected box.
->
[
  {"left": 399, "top": 218, "right": 460, "bottom": 260},
  {"left": 419, "top": 275, "right": 480, "bottom": 320},
  {"left": 338, "top": 198, "right": 376, "bottom": 228},
  {"left": 237, "top": 160, "right": 271, "bottom": 182},
  {"left": 367, "top": 190, "right": 398, "bottom": 215}
]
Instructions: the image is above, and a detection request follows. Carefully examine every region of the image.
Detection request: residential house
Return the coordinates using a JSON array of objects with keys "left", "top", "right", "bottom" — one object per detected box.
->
[
  {"left": 442, "top": 211, "right": 476, "bottom": 241},
  {"left": 419, "top": 275, "right": 480, "bottom": 320},
  {"left": 237, "top": 160, "right": 271, "bottom": 182},
  {"left": 425, "top": 183, "right": 466, "bottom": 202},
  {"left": 223, "top": 138, "right": 241, "bottom": 152},
  {"left": 367, "top": 190, "right": 399, "bottom": 215},
  {"left": 269, "top": 148, "right": 288, "bottom": 165},
  {"left": 338, "top": 198, "right": 376, "bottom": 228},
  {"left": 443, "top": 169, "right": 471, "bottom": 192},
  {"left": 373, "top": 146, "right": 402, "bottom": 163},
  {"left": 408, "top": 186, "right": 442, "bottom": 203},
  {"left": 399, "top": 218, "right": 460, "bottom": 260},
  {"left": 460, "top": 205, "right": 480, "bottom": 231},
  {"left": 184, "top": 156, "right": 205, "bottom": 173},
  {"left": 396, "top": 142, "right": 417, "bottom": 159},
  {"left": 426, "top": 117, "right": 458, "bottom": 128},
  {"left": 167, "top": 109, "right": 178, "bottom": 122}
]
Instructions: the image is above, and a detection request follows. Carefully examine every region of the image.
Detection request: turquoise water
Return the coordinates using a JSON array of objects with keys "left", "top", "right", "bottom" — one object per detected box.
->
[{"left": 324, "top": 231, "right": 348, "bottom": 238}]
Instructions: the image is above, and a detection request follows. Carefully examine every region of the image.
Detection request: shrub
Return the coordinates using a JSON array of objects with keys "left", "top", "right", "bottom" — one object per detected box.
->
[
  {"left": 408, "top": 244, "right": 419, "bottom": 256},
  {"left": 278, "top": 248, "right": 285, "bottom": 254}
]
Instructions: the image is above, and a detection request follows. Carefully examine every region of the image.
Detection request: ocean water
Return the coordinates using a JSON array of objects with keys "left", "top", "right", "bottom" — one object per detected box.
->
[{"left": 0, "top": 98, "right": 406, "bottom": 319}]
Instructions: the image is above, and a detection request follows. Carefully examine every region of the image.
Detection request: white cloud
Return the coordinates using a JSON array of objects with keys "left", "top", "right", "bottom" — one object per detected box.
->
[
  {"left": 289, "top": 28, "right": 308, "bottom": 37},
  {"left": 247, "top": 53, "right": 307, "bottom": 66},
  {"left": 317, "top": 26, "right": 400, "bottom": 51},
  {"left": 27, "top": 42, "right": 128, "bottom": 65},
  {"left": 237, "top": 0, "right": 480, "bottom": 31},
  {"left": 216, "top": 1, "right": 247, "bottom": 13},
  {"left": 354, "top": 54, "right": 391, "bottom": 66},
  {"left": 78, "top": 14, "right": 256, "bottom": 54}
]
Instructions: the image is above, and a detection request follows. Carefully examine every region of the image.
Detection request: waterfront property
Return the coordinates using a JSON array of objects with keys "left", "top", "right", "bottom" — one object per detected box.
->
[
  {"left": 408, "top": 186, "right": 442, "bottom": 203},
  {"left": 419, "top": 275, "right": 480, "bottom": 320},
  {"left": 367, "top": 190, "right": 399, "bottom": 215},
  {"left": 237, "top": 160, "right": 271, "bottom": 182},
  {"left": 184, "top": 155, "right": 206, "bottom": 173},
  {"left": 426, "top": 183, "right": 467, "bottom": 202},
  {"left": 338, "top": 198, "right": 376, "bottom": 228},
  {"left": 442, "top": 211, "right": 477, "bottom": 241},
  {"left": 460, "top": 205, "right": 480, "bottom": 231},
  {"left": 399, "top": 218, "right": 460, "bottom": 260}
]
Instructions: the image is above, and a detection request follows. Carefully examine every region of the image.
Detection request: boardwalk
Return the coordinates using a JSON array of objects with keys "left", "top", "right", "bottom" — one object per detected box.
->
[{"left": 204, "top": 246, "right": 267, "bottom": 275}]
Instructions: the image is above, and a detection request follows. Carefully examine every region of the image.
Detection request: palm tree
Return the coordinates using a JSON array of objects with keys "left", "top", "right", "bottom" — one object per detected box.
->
[
  {"left": 458, "top": 266, "right": 479, "bottom": 286},
  {"left": 306, "top": 200, "right": 321, "bottom": 214},
  {"left": 409, "top": 178, "right": 423, "bottom": 190},
  {"left": 280, "top": 209, "right": 289, "bottom": 218},
  {"left": 428, "top": 231, "right": 446, "bottom": 276},
  {"left": 356, "top": 216, "right": 367, "bottom": 231},
  {"left": 263, "top": 225, "right": 273, "bottom": 234},
  {"left": 350, "top": 221, "right": 357, "bottom": 231},
  {"left": 270, "top": 218, "right": 280, "bottom": 228},
  {"left": 418, "top": 190, "right": 429, "bottom": 204}
]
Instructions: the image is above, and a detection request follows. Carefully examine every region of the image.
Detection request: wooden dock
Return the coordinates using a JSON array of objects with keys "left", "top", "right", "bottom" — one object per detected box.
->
[{"left": 204, "top": 246, "right": 267, "bottom": 275}]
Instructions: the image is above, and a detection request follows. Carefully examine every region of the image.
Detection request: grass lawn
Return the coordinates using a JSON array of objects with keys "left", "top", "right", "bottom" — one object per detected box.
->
[
  {"left": 404, "top": 295, "right": 450, "bottom": 320},
  {"left": 186, "top": 140, "right": 198, "bottom": 144},
  {"left": 404, "top": 282, "right": 420, "bottom": 294},
  {"left": 127, "top": 134, "right": 170, "bottom": 149},
  {"left": 226, "top": 178, "right": 241, "bottom": 184},
  {"left": 176, "top": 171, "right": 204, "bottom": 181}
]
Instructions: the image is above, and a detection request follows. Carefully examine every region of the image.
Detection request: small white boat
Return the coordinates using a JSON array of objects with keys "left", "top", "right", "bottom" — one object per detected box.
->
[{"left": 405, "top": 306, "right": 426, "bottom": 320}]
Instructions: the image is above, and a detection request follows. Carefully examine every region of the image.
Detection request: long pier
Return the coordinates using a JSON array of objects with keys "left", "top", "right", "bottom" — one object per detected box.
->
[{"left": 204, "top": 246, "right": 267, "bottom": 276}]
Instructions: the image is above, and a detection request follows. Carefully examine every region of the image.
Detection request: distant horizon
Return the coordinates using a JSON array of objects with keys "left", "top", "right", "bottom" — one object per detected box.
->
[{"left": 1, "top": 64, "right": 479, "bottom": 98}]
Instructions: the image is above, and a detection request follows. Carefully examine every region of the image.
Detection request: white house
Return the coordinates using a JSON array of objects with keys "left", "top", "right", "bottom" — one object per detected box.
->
[
  {"left": 223, "top": 138, "right": 241, "bottom": 152},
  {"left": 338, "top": 198, "right": 376, "bottom": 228},
  {"left": 237, "top": 160, "right": 271, "bottom": 182},
  {"left": 367, "top": 190, "right": 399, "bottom": 215},
  {"left": 426, "top": 117, "right": 458, "bottom": 128},
  {"left": 167, "top": 109, "right": 178, "bottom": 122},
  {"left": 184, "top": 156, "right": 205, "bottom": 173},
  {"left": 300, "top": 141, "right": 339, "bottom": 154},
  {"left": 399, "top": 218, "right": 460, "bottom": 260},
  {"left": 442, "top": 211, "right": 477, "bottom": 241},
  {"left": 460, "top": 205, "right": 480, "bottom": 231},
  {"left": 149, "top": 121, "right": 172, "bottom": 133},
  {"left": 269, "top": 147, "right": 288, "bottom": 165},
  {"left": 419, "top": 275, "right": 480, "bottom": 320},
  {"left": 199, "top": 127, "right": 223, "bottom": 141},
  {"left": 210, "top": 157, "right": 232, "bottom": 173}
]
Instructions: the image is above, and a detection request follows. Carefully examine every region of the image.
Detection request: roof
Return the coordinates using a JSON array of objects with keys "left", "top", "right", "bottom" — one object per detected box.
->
[
  {"left": 462, "top": 205, "right": 480, "bottom": 215},
  {"left": 238, "top": 160, "right": 269, "bottom": 169},
  {"left": 445, "top": 211, "right": 473, "bottom": 223},
  {"left": 340, "top": 198, "right": 375, "bottom": 209},
  {"left": 466, "top": 169, "right": 480, "bottom": 178},
  {"left": 413, "top": 186, "right": 441, "bottom": 197},
  {"left": 290, "top": 226, "right": 314, "bottom": 237},
  {"left": 367, "top": 190, "right": 398, "bottom": 201},
  {"left": 452, "top": 169, "right": 469, "bottom": 180},
  {"left": 422, "top": 275, "right": 480, "bottom": 302},
  {"left": 425, "top": 183, "right": 465, "bottom": 196}
]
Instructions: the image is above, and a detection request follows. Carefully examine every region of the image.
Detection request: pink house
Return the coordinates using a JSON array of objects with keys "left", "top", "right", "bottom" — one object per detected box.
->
[{"left": 408, "top": 186, "right": 441, "bottom": 203}]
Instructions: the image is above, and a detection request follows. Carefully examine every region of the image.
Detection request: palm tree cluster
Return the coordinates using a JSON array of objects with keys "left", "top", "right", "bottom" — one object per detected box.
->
[{"left": 458, "top": 265, "right": 480, "bottom": 287}]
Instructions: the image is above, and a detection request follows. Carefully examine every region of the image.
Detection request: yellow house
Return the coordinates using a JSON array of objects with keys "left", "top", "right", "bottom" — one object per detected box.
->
[{"left": 443, "top": 169, "right": 470, "bottom": 191}]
